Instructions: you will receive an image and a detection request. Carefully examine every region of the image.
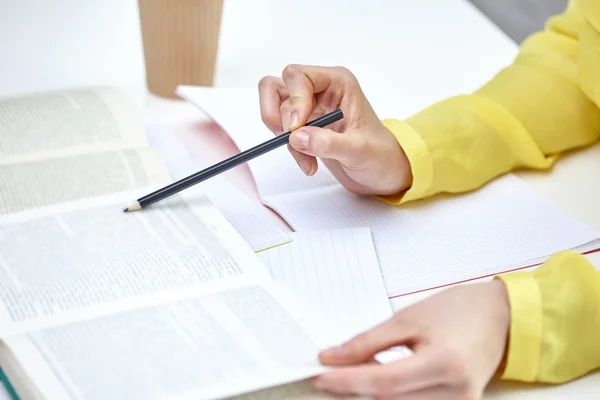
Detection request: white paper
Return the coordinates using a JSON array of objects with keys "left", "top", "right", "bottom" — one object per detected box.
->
[
  {"left": 0, "top": 147, "right": 170, "bottom": 215},
  {"left": 259, "top": 228, "right": 391, "bottom": 342},
  {"left": 176, "top": 86, "right": 338, "bottom": 198},
  {"left": 145, "top": 122, "right": 291, "bottom": 252},
  {"left": 201, "top": 177, "right": 292, "bottom": 252},
  {"left": 0, "top": 188, "right": 269, "bottom": 337},
  {"left": 177, "top": 86, "right": 600, "bottom": 297},
  {"left": 266, "top": 177, "right": 600, "bottom": 296},
  {"left": 0, "top": 87, "right": 148, "bottom": 165},
  {"left": 3, "top": 283, "right": 338, "bottom": 400}
]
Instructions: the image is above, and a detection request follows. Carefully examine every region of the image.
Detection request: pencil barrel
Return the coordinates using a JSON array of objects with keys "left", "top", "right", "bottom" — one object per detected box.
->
[{"left": 138, "top": 0, "right": 224, "bottom": 98}]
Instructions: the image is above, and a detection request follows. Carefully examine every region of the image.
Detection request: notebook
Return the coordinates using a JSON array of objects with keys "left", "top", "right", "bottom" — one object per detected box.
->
[{"left": 177, "top": 86, "right": 600, "bottom": 297}]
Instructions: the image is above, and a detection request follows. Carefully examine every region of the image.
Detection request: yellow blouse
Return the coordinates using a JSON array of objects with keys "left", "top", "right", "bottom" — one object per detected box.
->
[{"left": 382, "top": 0, "right": 600, "bottom": 384}]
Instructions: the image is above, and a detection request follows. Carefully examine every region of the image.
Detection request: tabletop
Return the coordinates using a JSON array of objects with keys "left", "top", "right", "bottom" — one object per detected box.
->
[{"left": 1, "top": 0, "right": 598, "bottom": 399}]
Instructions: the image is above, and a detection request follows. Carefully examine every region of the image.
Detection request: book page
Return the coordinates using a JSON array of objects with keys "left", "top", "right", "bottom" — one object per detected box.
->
[
  {"left": 2, "top": 283, "right": 340, "bottom": 400},
  {"left": 0, "top": 147, "right": 171, "bottom": 216},
  {"left": 264, "top": 175, "right": 600, "bottom": 297},
  {"left": 176, "top": 86, "right": 338, "bottom": 198},
  {"left": 0, "top": 87, "right": 148, "bottom": 165},
  {"left": 0, "top": 189, "right": 270, "bottom": 337}
]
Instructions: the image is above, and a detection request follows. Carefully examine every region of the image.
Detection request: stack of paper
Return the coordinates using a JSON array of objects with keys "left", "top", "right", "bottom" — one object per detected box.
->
[{"left": 177, "top": 86, "right": 600, "bottom": 297}]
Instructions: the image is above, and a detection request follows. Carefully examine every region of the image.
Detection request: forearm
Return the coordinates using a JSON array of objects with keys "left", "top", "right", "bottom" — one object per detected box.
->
[
  {"left": 496, "top": 251, "right": 600, "bottom": 383},
  {"left": 378, "top": 4, "right": 600, "bottom": 205}
]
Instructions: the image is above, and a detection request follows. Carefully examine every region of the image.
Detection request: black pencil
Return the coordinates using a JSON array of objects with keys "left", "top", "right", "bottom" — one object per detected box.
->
[{"left": 123, "top": 109, "right": 344, "bottom": 212}]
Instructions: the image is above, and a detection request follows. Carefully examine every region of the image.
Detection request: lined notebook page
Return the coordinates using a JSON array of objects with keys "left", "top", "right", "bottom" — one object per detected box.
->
[
  {"left": 258, "top": 228, "right": 392, "bottom": 342},
  {"left": 264, "top": 176, "right": 600, "bottom": 297}
]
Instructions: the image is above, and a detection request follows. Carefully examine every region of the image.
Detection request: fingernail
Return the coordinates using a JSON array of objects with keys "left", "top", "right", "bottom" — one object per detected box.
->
[
  {"left": 289, "top": 111, "right": 299, "bottom": 130},
  {"left": 292, "top": 129, "right": 309, "bottom": 150},
  {"left": 298, "top": 159, "right": 313, "bottom": 175}
]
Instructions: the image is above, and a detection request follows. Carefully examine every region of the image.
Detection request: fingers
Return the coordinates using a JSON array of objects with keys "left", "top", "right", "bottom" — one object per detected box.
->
[
  {"left": 314, "top": 348, "right": 444, "bottom": 397},
  {"left": 319, "top": 317, "right": 415, "bottom": 366},
  {"left": 289, "top": 126, "right": 367, "bottom": 165},
  {"left": 278, "top": 101, "right": 317, "bottom": 175},
  {"left": 287, "top": 144, "right": 317, "bottom": 176},
  {"left": 281, "top": 64, "right": 355, "bottom": 129},
  {"left": 258, "top": 76, "right": 289, "bottom": 134},
  {"left": 259, "top": 65, "right": 361, "bottom": 176},
  {"left": 258, "top": 75, "right": 317, "bottom": 174}
]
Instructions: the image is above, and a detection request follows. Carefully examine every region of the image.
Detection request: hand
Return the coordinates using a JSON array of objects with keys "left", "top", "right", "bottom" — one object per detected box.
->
[
  {"left": 258, "top": 64, "right": 412, "bottom": 196},
  {"left": 313, "top": 280, "right": 511, "bottom": 400}
]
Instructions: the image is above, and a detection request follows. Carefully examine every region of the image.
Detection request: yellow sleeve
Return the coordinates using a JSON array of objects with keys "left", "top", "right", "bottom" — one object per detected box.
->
[
  {"left": 378, "top": 1, "right": 600, "bottom": 204},
  {"left": 495, "top": 251, "right": 600, "bottom": 383}
]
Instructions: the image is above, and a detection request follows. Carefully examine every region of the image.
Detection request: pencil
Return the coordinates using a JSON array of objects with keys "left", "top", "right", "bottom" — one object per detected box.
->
[{"left": 123, "top": 109, "right": 344, "bottom": 212}]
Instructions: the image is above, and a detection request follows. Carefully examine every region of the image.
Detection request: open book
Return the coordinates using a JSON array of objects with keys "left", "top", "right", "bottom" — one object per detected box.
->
[
  {"left": 0, "top": 87, "right": 367, "bottom": 399},
  {"left": 0, "top": 88, "right": 170, "bottom": 215},
  {"left": 176, "top": 86, "right": 600, "bottom": 298},
  {"left": 0, "top": 87, "right": 290, "bottom": 253}
]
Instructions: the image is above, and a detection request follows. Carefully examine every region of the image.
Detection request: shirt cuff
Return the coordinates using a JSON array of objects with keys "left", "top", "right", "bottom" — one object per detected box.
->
[
  {"left": 375, "top": 119, "right": 433, "bottom": 205},
  {"left": 495, "top": 271, "right": 543, "bottom": 382}
]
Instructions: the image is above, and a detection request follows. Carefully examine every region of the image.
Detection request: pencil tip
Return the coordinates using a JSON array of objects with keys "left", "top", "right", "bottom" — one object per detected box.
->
[{"left": 123, "top": 201, "right": 142, "bottom": 212}]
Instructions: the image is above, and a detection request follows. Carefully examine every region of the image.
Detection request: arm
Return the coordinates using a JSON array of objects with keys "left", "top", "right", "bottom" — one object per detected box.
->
[
  {"left": 496, "top": 251, "right": 600, "bottom": 383},
  {"left": 379, "top": 1, "right": 600, "bottom": 204}
]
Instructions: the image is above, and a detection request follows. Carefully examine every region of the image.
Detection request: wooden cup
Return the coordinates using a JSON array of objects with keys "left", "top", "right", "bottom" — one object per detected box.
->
[{"left": 138, "top": 0, "right": 224, "bottom": 98}]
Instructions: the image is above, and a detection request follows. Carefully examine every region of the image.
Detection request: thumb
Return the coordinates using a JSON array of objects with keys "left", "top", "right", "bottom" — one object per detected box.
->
[
  {"left": 319, "top": 318, "right": 416, "bottom": 366},
  {"left": 289, "top": 126, "right": 365, "bottom": 164}
]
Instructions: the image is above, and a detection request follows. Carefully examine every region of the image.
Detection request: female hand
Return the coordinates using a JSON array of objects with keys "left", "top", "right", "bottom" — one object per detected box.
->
[
  {"left": 313, "top": 280, "right": 511, "bottom": 400},
  {"left": 258, "top": 64, "right": 412, "bottom": 196}
]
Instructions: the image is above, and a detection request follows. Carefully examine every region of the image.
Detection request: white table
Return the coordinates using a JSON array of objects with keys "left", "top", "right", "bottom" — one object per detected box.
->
[{"left": 1, "top": 0, "right": 598, "bottom": 398}]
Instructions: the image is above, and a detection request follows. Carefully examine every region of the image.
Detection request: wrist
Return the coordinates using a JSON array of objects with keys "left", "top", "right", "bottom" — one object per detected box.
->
[
  {"left": 378, "top": 118, "right": 431, "bottom": 202},
  {"left": 377, "top": 124, "right": 414, "bottom": 196}
]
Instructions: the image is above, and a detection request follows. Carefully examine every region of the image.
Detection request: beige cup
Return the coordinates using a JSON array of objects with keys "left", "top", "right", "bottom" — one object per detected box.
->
[{"left": 138, "top": 0, "right": 224, "bottom": 98}]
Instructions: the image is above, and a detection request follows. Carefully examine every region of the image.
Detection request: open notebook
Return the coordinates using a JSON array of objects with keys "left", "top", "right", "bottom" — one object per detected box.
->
[{"left": 177, "top": 86, "right": 600, "bottom": 297}]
